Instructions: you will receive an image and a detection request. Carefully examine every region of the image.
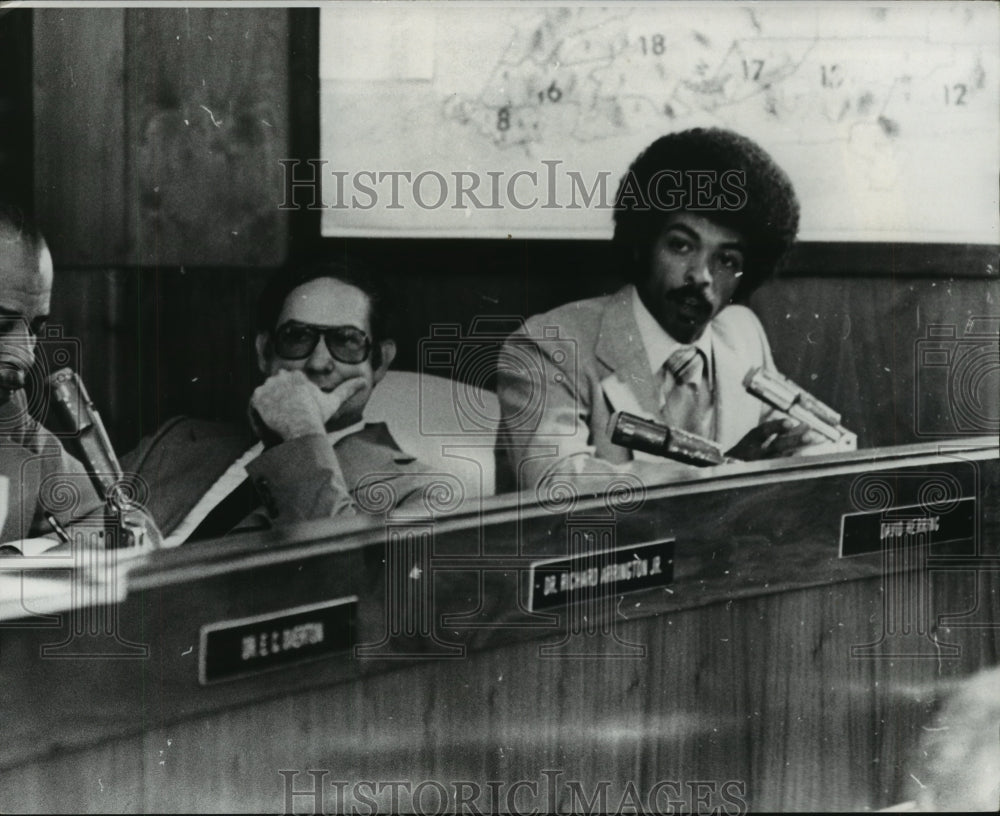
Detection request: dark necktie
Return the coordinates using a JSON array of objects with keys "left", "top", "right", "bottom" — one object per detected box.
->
[{"left": 186, "top": 477, "right": 261, "bottom": 543}]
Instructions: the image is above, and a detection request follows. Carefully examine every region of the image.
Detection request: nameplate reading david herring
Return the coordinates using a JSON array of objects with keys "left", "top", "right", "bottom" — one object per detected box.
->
[
  {"left": 839, "top": 497, "right": 975, "bottom": 559},
  {"left": 529, "top": 539, "right": 674, "bottom": 612}
]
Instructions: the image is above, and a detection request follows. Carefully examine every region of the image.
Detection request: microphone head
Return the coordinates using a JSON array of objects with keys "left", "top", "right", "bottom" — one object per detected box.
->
[
  {"left": 610, "top": 410, "right": 725, "bottom": 466},
  {"left": 609, "top": 411, "right": 670, "bottom": 451},
  {"left": 47, "top": 367, "right": 88, "bottom": 432}
]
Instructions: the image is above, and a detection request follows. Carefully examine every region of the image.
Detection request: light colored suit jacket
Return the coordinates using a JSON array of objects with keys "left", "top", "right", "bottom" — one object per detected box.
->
[
  {"left": 495, "top": 284, "right": 775, "bottom": 493},
  {"left": 0, "top": 392, "right": 102, "bottom": 544}
]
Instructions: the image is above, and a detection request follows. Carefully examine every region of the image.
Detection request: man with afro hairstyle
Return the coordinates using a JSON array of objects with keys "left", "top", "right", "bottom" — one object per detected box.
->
[{"left": 496, "top": 128, "right": 832, "bottom": 494}]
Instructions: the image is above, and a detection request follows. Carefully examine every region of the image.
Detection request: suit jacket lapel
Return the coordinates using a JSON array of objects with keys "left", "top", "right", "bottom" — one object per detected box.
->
[
  {"left": 594, "top": 285, "right": 662, "bottom": 417},
  {"left": 335, "top": 423, "right": 417, "bottom": 491},
  {"left": 712, "top": 327, "right": 760, "bottom": 451},
  {"left": 139, "top": 419, "right": 254, "bottom": 536}
]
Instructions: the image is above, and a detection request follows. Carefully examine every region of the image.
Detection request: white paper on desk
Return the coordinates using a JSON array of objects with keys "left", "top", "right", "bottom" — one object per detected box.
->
[
  {"left": 0, "top": 538, "right": 75, "bottom": 571},
  {"left": 18, "top": 537, "right": 68, "bottom": 556}
]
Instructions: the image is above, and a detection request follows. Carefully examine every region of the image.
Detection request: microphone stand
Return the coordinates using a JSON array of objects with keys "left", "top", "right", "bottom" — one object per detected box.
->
[{"left": 48, "top": 368, "right": 162, "bottom": 550}]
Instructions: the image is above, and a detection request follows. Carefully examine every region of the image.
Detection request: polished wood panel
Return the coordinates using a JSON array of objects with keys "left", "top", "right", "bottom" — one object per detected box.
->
[
  {"left": 32, "top": 9, "right": 127, "bottom": 264},
  {"left": 1, "top": 444, "right": 996, "bottom": 812},
  {"left": 31, "top": 8, "right": 290, "bottom": 267},
  {"left": 124, "top": 8, "right": 289, "bottom": 267},
  {"left": 780, "top": 242, "right": 998, "bottom": 278},
  {"left": 1, "top": 573, "right": 995, "bottom": 812},
  {"left": 750, "top": 276, "right": 999, "bottom": 449}
]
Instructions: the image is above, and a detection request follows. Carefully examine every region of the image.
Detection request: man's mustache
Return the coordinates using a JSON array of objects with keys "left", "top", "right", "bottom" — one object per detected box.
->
[{"left": 666, "top": 285, "right": 712, "bottom": 309}]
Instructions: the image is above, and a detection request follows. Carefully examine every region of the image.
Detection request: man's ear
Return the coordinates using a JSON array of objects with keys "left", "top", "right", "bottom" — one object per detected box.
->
[
  {"left": 372, "top": 339, "right": 396, "bottom": 384},
  {"left": 254, "top": 332, "right": 271, "bottom": 374}
]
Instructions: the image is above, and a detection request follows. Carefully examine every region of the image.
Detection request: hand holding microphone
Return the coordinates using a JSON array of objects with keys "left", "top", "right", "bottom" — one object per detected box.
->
[{"left": 742, "top": 367, "right": 857, "bottom": 453}]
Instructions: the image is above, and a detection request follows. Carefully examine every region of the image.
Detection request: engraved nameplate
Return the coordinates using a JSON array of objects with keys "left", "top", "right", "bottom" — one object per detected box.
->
[
  {"left": 839, "top": 498, "right": 975, "bottom": 558},
  {"left": 529, "top": 539, "right": 674, "bottom": 612},
  {"left": 199, "top": 596, "right": 357, "bottom": 685}
]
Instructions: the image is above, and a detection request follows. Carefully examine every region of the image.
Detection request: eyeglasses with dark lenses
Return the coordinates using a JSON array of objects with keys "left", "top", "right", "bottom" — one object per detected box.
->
[
  {"left": 273, "top": 321, "right": 372, "bottom": 364},
  {"left": 0, "top": 312, "right": 47, "bottom": 337}
]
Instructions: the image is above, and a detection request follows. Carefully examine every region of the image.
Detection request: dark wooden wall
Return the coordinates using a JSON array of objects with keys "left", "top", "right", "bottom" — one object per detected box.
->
[
  {"left": 30, "top": 7, "right": 290, "bottom": 446},
  {"left": 33, "top": 8, "right": 289, "bottom": 267},
  {"left": 0, "top": 10, "right": 32, "bottom": 208},
  {"left": 22, "top": 8, "right": 1000, "bottom": 455}
]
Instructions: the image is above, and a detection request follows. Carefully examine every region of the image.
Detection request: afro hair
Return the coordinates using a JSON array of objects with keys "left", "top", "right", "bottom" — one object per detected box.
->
[{"left": 612, "top": 128, "right": 800, "bottom": 297}]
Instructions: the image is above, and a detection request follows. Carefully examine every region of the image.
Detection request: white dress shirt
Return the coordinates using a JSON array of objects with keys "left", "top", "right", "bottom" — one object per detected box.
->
[
  {"left": 630, "top": 285, "right": 715, "bottom": 386},
  {"left": 630, "top": 285, "right": 717, "bottom": 434}
]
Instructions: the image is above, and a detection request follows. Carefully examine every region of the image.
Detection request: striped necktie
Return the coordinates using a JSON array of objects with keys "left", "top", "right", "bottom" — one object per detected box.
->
[{"left": 660, "top": 345, "right": 711, "bottom": 436}]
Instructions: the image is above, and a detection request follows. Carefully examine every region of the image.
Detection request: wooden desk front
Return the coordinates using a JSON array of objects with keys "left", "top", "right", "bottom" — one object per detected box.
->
[{"left": 1, "top": 441, "right": 997, "bottom": 812}]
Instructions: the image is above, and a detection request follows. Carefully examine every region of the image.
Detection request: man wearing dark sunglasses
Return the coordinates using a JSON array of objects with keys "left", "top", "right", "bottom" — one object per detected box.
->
[
  {"left": 0, "top": 206, "right": 103, "bottom": 544},
  {"left": 122, "top": 259, "right": 440, "bottom": 544}
]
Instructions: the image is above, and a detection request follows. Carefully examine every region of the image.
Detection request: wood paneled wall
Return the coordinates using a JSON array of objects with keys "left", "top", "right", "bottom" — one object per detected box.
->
[
  {"left": 33, "top": 10, "right": 128, "bottom": 264},
  {"left": 49, "top": 256, "right": 996, "bottom": 454},
  {"left": 0, "top": 10, "right": 33, "bottom": 208},
  {"left": 125, "top": 9, "right": 289, "bottom": 268},
  {"left": 32, "top": 6, "right": 290, "bottom": 446},
  {"left": 33, "top": 7, "right": 288, "bottom": 268},
  {"left": 749, "top": 275, "right": 997, "bottom": 449}
]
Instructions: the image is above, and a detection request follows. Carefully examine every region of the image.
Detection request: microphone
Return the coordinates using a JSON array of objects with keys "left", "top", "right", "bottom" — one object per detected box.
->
[
  {"left": 609, "top": 411, "right": 729, "bottom": 466},
  {"left": 743, "top": 367, "right": 857, "bottom": 448},
  {"left": 47, "top": 368, "right": 162, "bottom": 549},
  {"left": 48, "top": 368, "right": 123, "bottom": 499}
]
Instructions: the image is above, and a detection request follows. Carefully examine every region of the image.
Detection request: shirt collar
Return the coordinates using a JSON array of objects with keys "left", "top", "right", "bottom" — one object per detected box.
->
[
  {"left": 327, "top": 419, "right": 366, "bottom": 447},
  {"left": 630, "top": 284, "right": 714, "bottom": 382}
]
